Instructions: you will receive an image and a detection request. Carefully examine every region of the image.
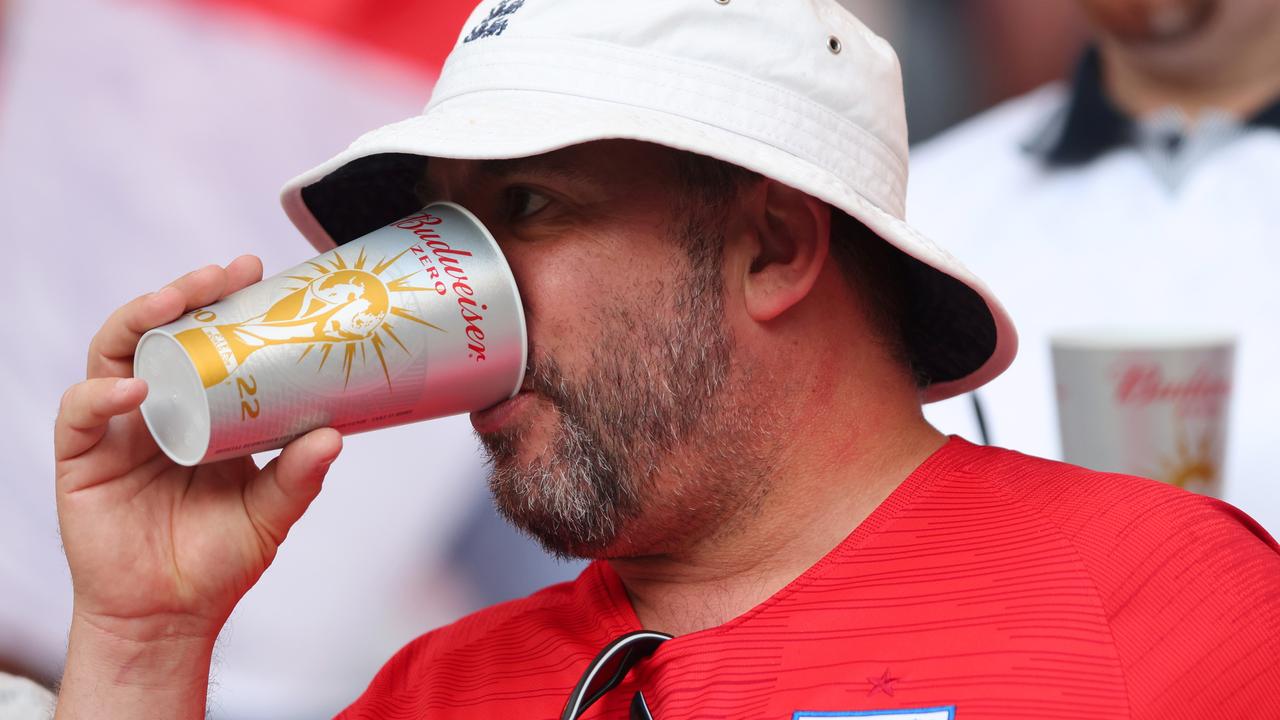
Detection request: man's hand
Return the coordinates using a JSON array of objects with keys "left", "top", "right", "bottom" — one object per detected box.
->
[{"left": 53, "top": 257, "right": 343, "bottom": 719}]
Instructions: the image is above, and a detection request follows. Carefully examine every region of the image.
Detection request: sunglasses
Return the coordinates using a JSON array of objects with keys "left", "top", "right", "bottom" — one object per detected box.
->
[{"left": 560, "top": 630, "right": 672, "bottom": 720}]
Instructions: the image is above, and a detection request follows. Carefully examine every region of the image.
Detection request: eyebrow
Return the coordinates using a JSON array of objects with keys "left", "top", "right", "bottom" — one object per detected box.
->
[
  {"left": 476, "top": 156, "right": 597, "bottom": 185},
  {"left": 417, "top": 154, "right": 597, "bottom": 203}
]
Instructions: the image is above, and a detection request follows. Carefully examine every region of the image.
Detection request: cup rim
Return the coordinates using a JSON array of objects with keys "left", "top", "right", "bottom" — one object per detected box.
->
[
  {"left": 1050, "top": 327, "right": 1237, "bottom": 351},
  {"left": 427, "top": 201, "right": 528, "bottom": 402}
]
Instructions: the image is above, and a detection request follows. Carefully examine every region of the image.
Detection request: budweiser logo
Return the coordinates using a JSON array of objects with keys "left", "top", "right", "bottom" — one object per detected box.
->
[
  {"left": 396, "top": 212, "right": 493, "bottom": 363},
  {"left": 1113, "top": 362, "right": 1230, "bottom": 407}
]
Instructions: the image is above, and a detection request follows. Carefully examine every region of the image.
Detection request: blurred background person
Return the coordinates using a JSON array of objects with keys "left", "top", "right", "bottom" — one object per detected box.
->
[{"left": 910, "top": 0, "right": 1280, "bottom": 535}]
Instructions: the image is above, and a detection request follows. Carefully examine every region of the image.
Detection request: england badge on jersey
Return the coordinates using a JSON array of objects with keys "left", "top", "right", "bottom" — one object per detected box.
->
[{"left": 793, "top": 707, "right": 955, "bottom": 720}]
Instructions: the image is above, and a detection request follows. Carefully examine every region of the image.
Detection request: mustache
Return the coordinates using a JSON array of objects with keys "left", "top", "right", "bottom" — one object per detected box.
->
[{"left": 519, "top": 347, "right": 573, "bottom": 408}]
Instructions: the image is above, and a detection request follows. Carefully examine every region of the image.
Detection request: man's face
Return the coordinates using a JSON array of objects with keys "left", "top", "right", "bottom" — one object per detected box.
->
[
  {"left": 421, "top": 141, "right": 770, "bottom": 558},
  {"left": 1078, "top": 0, "right": 1218, "bottom": 43}
]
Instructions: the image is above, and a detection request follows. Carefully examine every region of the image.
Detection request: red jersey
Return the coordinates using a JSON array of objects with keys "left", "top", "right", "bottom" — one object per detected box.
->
[{"left": 337, "top": 439, "right": 1280, "bottom": 719}]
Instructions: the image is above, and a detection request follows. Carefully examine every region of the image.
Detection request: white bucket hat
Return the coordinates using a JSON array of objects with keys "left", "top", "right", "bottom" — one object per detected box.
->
[{"left": 280, "top": 0, "right": 1017, "bottom": 402}]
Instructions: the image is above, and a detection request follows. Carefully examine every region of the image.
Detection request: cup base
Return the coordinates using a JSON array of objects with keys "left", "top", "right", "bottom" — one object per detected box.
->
[{"left": 135, "top": 331, "right": 212, "bottom": 466}]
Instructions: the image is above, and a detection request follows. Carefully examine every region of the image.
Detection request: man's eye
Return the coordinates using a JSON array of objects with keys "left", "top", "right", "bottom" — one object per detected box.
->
[{"left": 507, "top": 188, "right": 551, "bottom": 220}]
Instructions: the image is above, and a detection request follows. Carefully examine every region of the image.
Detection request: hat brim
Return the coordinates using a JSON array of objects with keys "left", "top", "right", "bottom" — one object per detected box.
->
[{"left": 280, "top": 89, "right": 1017, "bottom": 403}]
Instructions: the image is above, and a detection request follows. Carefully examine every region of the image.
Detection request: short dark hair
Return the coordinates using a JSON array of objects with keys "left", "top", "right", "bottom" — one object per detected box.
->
[{"left": 670, "top": 151, "right": 919, "bottom": 385}]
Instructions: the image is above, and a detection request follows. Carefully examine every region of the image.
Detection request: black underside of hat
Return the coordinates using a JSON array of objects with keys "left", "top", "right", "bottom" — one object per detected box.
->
[
  {"left": 302, "top": 153, "right": 429, "bottom": 247},
  {"left": 902, "top": 261, "right": 995, "bottom": 386},
  {"left": 302, "top": 153, "right": 996, "bottom": 390}
]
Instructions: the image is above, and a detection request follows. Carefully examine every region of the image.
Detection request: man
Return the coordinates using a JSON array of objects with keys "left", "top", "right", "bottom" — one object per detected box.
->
[
  {"left": 911, "top": 0, "right": 1280, "bottom": 532},
  {"left": 51, "top": 1, "right": 1280, "bottom": 718}
]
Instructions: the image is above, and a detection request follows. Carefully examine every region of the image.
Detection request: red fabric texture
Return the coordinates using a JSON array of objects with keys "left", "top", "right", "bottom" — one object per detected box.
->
[
  {"left": 188, "top": 0, "right": 477, "bottom": 75},
  {"left": 337, "top": 438, "right": 1280, "bottom": 719}
]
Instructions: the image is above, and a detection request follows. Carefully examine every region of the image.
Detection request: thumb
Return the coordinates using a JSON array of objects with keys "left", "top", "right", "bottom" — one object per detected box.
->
[{"left": 244, "top": 428, "right": 343, "bottom": 548}]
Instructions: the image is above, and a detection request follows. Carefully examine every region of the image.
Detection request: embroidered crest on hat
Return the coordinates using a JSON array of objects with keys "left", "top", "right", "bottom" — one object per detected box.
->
[{"left": 464, "top": 0, "right": 525, "bottom": 43}]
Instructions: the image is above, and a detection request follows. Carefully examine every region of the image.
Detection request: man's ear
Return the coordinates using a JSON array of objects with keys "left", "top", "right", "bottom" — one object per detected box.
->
[{"left": 739, "top": 181, "right": 832, "bottom": 322}]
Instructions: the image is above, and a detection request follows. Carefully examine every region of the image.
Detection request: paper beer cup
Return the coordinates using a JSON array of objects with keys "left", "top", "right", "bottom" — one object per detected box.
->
[
  {"left": 1050, "top": 329, "right": 1235, "bottom": 497},
  {"left": 134, "top": 202, "right": 526, "bottom": 466}
]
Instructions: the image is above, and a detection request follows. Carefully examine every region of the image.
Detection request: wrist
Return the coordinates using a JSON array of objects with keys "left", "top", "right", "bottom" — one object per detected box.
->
[
  {"left": 56, "top": 612, "right": 217, "bottom": 720},
  {"left": 70, "top": 603, "right": 223, "bottom": 646}
]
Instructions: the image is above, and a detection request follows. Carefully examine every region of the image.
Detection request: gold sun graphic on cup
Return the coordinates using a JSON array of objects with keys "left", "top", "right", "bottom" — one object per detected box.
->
[
  {"left": 176, "top": 247, "right": 442, "bottom": 390},
  {"left": 1150, "top": 424, "right": 1219, "bottom": 493}
]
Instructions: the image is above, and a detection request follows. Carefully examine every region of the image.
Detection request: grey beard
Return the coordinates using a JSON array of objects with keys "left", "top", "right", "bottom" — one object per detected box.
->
[
  {"left": 481, "top": 371, "right": 634, "bottom": 558},
  {"left": 479, "top": 237, "right": 738, "bottom": 558}
]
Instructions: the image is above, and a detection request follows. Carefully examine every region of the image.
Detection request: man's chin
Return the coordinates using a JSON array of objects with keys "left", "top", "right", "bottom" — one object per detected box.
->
[
  {"left": 1110, "top": 0, "right": 1217, "bottom": 45},
  {"left": 495, "top": 501, "right": 626, "bottom": 560},
  {"left": 479, "top": 435, "right": 559, "bottom": 476},
  {"left": 485, "top": 459, "right": 631, "bottom": 560}
]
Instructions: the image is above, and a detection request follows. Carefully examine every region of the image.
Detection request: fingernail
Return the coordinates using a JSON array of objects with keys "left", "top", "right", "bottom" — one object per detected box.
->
[{"left": 114, "top": 378, "right": 141, "bottom": 397}]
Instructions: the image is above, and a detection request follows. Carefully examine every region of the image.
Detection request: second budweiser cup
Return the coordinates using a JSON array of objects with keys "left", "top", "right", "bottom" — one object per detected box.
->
[
  {"left": 1051, "top": 329, "right": 1235, "bottom": 497},
  {"left": 133, "top": 202, "right": 526, "bottom": 466}
]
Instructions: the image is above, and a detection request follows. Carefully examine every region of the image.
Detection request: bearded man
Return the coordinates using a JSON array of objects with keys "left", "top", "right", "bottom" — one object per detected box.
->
[{"left": 51, "top": 1, "right": 1280, "bottom": 718}]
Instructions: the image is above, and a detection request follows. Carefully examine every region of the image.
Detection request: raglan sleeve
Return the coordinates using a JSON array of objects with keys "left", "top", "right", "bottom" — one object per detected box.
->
[{"left": 1090, "top": 492, "right": 1280, "bottom": 720}]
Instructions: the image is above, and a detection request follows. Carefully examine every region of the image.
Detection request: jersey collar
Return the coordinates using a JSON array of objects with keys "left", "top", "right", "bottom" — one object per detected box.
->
[{"left": 1028, "top": 46, "right": 1280, "bottom": 168}]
